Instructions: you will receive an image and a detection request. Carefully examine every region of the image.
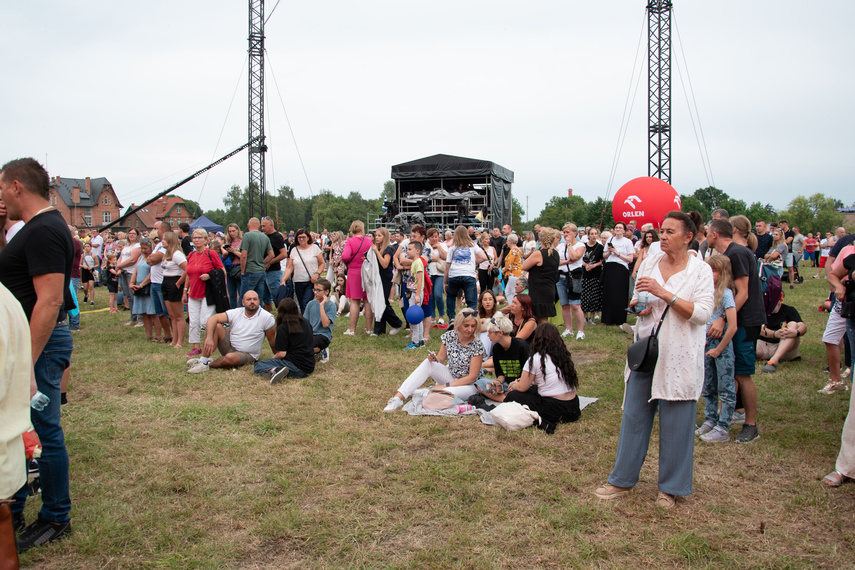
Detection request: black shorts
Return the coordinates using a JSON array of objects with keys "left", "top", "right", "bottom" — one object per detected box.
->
[
  {"left": 313, "top": 335, "right": 331, "bottom": 350},
  {"left": 81, "top": 268, "right": 95, "bottom": 282},
  {"left": 162, "top": 276, "right": 183, "bottom": 302},
  {"left": 107, "top": 280, "right": 119, "bottom": 293}
]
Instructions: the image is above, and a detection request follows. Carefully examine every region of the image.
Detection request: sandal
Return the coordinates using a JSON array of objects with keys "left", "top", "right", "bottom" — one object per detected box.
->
[
  {"left": 656, "top": 491, "right": 676, "bottom": 508},
  {"left": 150, "top": 337, "right": 162, "bottom": 343},
  {"left": 823, "top": 470, "right": 850, "bottom": 487},
  {"left": 163, "top": 337, "right": 172, "bottom": 344}
]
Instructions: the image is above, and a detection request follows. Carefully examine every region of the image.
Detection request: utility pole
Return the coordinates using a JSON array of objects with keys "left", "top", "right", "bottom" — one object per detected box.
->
[
  {"left": 248, "top": 0, "right": 267, "bottom": 217},
  {"left": 648, "top": 0, "right": 672, "bottom": 183}
]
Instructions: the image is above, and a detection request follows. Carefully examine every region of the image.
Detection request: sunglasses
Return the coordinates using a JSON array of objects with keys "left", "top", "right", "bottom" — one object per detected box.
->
[{"left": 461, "top": 309, "right": 477, "bottom": 317}]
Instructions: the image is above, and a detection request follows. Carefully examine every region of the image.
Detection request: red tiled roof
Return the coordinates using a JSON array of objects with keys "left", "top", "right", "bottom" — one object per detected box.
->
[{"left": 153, "top": 196, "right": 187, "bottom": 219}]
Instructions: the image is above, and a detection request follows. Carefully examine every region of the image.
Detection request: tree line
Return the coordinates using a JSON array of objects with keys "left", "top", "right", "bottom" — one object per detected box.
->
[{"left": 198, "top": 183, "right": 848, "bottom": 234}]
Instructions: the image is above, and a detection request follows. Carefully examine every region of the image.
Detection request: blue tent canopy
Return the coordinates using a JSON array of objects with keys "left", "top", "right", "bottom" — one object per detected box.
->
[{"left": 189, "top": 214, "right": 224, "bottom": 233}]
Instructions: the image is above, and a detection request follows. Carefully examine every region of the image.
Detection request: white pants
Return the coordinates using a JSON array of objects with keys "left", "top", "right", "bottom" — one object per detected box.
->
[
  {"left": 188, "top": 297, "right": 216, "bottom": 344},
  {"left": 397, "top": 358, "right": 478, "bottom": 401},
  {"left": 505, "top": 275, "right": 518, "bottom": 305},
  {"left": 823, "top": 303, "right": 847, "bottom": 344}
]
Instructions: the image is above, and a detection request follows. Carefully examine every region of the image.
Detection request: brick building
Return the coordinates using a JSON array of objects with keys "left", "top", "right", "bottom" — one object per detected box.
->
[
  {"left": 121, "top": 205, "right": 159, "bottom": 234},
  {"left": 49, "top": 176, "right": 123, "bottom": 230},
  {"left": 152, "top": 196, "right": 195, "bottom": 228}
]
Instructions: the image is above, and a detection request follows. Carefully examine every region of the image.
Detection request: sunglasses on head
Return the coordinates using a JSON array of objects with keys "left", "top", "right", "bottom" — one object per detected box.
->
[{"left": 461, "top": 309, "right": 477, "bottom": 317}]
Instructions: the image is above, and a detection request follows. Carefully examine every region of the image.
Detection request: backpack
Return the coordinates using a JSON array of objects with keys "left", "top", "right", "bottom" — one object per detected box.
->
[{"left": 759, "top": 261, "right": 782, "bottom": 316}]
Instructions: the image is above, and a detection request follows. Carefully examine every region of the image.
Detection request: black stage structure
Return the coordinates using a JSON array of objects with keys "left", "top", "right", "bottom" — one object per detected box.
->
[{"left": 376, "top": 154, "right": 514, "bottom": 232}]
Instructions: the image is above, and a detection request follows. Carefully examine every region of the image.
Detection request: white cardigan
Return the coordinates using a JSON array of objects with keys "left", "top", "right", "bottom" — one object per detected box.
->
[
  {"left": 624, "top": 251, "right": 715, "bottom": 401},
  {"left": 361, "top": 249, "right": 386, "bottom": 323}
]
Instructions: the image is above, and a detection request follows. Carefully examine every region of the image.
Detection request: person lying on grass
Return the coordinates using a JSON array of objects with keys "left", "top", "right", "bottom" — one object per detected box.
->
[
  {"left": 254, "top": 298, "right": 316, "bottom": 385},
  {"left": 472, "top": 313, "right": 529, "bottom": 406},
  {"left": 384, "top": 309, "right": 486, "bottom": 411},
  {"left": 186, "top": 291, "right": 275, "bottom": 374}
]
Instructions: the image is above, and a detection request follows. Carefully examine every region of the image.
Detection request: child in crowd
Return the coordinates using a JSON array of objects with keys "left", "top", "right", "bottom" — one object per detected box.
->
[
  {"left": 106, "top": 253, "right": 120, "bottom": 313},
  {"left": 333, "top": 274, "right": 349, "bottom": 316},
  {"left": 405, "top": 241, "right": 429, "bottom": 349},
  {"left": 696, "top": 255, "right": 738, "bottom": 443}
]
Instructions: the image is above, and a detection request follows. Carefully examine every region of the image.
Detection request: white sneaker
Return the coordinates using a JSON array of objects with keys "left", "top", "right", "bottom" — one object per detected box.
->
[
  {"left": 620, "top": 323, "right": 634, "bottom": 335},
  {"left": 437, "top": 318, "right": 445, "bottom": 325},
  {"left": 384, "top": 396, "right": 404, "bottom": 412},
  {"left": 186, "top": 358, "right": 201, "bottom": 367},
  {"left": 320, "top": 348, "right": 330, "bottom": 364},
  {"left": 343, "top": 330, "right": 355, "bottom": 336},
  {"left": 576, "top": 331, "right": 585, "bottom": 340},
  {"left": 134, "top": 322, "right": 144, "bottom": 328},
  {"left": 187, "top": 362, "right": 209, "bottom": 374},
  {"left": 561, "top": 329, "right": 573, "bottom": 338},
  {"left": 389, "top": 327, "right": 401, "bottom": 336}
]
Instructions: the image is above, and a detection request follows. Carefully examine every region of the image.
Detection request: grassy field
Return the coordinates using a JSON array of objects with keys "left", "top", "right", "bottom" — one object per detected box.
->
[{"left": 16, "top": 275, "right": 855, "bottom": 569}]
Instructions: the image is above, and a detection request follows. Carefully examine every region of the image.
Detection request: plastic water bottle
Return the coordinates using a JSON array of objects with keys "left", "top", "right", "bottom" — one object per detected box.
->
[
  {"left": 454, "top": 404, "right": 475, "bottom": 414},
  {"left": 636, "top": 291, "right": 650, "bottom": 312}
]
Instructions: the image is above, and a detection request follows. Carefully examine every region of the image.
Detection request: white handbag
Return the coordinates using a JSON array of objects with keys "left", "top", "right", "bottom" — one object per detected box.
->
[{"left": 490, "top": 401, "right": 541, "bottom": 431}]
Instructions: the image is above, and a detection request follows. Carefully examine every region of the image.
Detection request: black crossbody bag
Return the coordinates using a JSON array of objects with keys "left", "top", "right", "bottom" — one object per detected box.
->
[{"left": 626, "top": 305, "right": 670, "bottom": 373}]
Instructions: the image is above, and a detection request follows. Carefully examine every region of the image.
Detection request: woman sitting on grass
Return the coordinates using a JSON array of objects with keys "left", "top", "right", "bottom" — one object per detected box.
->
[
  {"left": 475, "top": 314, "right": 530, "bottom": 403},
  {"left": 254, "top": 298, "right": 315, "bottom": 385},
  {"left": 478, "top": 289, "right": 499, "bottom": 358},
  {"left": 383, "top": 309, "right": 486, "bottom": 411},
  {"left": 509, "top": 294, "right": 537, "bottom": 342},
  {"left": 485, "top": 324, "right": 580, "bottom": 433}
]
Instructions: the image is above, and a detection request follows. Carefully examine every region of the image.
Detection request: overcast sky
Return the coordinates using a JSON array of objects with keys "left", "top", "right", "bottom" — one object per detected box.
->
[{"left": 1, "top": 1, "right": 852, "bottom": 222}]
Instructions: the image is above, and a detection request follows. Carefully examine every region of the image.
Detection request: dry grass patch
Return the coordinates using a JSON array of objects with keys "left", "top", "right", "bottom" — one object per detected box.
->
[{"left": 16, "top": 280, "right": 855, "bottom": 568}]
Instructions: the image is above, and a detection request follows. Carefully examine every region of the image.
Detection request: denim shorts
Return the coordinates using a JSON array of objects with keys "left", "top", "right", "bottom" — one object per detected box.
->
[
  {"left": 151, "top": 283, "right": 167, "bottom": 317},
  {"left": 733, "top": 325, "right": 760, "bottom": 376}
]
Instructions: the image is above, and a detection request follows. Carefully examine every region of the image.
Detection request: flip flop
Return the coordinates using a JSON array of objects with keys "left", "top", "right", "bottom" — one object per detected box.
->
[{"left": 823, "top": 470, "right": 849, "bottom": 487}]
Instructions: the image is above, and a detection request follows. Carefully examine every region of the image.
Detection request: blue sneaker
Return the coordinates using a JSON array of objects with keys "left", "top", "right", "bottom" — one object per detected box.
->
[{"left": 404, "top": 342, "right": 421, "bottom": 350}]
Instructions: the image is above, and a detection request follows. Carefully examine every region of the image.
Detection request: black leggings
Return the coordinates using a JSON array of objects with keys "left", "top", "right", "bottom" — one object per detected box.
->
[{"left": 478, "top": 268, "right": 494, "bottom": 295}]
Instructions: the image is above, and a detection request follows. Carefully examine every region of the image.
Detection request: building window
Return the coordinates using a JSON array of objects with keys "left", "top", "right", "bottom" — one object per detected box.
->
[
  {"left": 103, "top": 211, "right": 111, "bottom": 224},
  {"left": 84, "top": 208, "right": 92, "bottom": 227},
  {"left": 177, "top": 205, "right": 181, "bottom": 214},
  {"left": 136, "top": 219, "right": 139, "bottom": 228},
  {"left": 102, "top": 196, "right": 111, "bottom": 205}
]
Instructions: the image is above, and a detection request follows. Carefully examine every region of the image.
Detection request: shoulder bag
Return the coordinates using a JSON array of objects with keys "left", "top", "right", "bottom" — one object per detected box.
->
[{"left": 626, "top": 305, "right": 670, "bottom": 373}]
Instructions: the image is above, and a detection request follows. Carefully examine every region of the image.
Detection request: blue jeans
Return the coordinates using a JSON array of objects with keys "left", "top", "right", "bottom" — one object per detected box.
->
[
  {"left": 608, "top": 369, "right": 697, "bottom": 496},
  {"left": 69, "top": 277, "right": 80, "bottom": 327},
  {"left": 151, "top": 283, "right": 167, "bottom": 317},
  {"left": 240, "top": 272, "right": 270, "bottom": 304},
  {"left": 227, "top": 274, "right": 241, "bottom": 309},
  {"left": 12, "top": 326, "right": 73, "bottom": 523},
  {"left": 445, "top": 275, "right": 478, "bottom": 323},
  {"left": 294, "top": 281, "right": 313, "bottom": 314},
  {"left": 264, "top": 270, "right": 283, "bottom": 305},
  {"left": 254, "top": 358, "right": 309, "bottom": 379},
  {"left": 702, "top": 336, "right": 736, "bottom": 430},
  {"left": 429, "top": 275, "right": 445, "bottom": 319}
]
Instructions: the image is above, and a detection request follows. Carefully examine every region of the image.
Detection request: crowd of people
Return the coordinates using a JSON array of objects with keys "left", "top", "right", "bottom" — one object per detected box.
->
[{"left": 2, "top": 156, "right": 855, "bottom": 561}]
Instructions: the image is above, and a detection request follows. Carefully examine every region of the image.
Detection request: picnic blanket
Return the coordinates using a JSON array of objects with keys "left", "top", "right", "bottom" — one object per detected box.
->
[{"left": 402, "top": 390, "right": 599, "bottom": 426}]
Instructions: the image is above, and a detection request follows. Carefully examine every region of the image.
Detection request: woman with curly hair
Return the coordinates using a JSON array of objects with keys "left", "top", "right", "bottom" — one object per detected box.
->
[{"left": 503, "top": 323, "right": 581, "bottom": 431}]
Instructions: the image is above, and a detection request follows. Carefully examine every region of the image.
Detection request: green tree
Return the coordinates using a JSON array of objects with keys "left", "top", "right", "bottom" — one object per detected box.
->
[
  {"left": 779, "top": 193, "right": 843, "bottom": 233},
  {"left": 382, "top": 180, "right": 396, "bottom": 202},
  {"left": 204, "top": 208, "right": 227, "bottom": 226},
  {"left": 272, "top": 185, "right": 307, "bottom": 232},
  {"left": 511, "top": 197, "right": 526, "bottom": 230},
  {"left": 174, "top": 195, "right": 202, "bottom": 219},
  {"left": 745, "top": 202, "right": 777, "bottom": 225},
  {"left": 535, "top": 195, "right": 588, "bottom": 229},
  {"left": 585, "top": 197, "right": 615, "bottom": 230}
]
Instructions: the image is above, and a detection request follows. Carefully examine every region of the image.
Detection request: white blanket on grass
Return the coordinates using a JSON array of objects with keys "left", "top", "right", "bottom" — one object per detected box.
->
[{"left": 402, "top": 391, "right": 598, "bottom": 426}]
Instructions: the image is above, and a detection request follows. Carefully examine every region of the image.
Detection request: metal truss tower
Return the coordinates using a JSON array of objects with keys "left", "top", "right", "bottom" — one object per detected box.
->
[
  {"left": 647, "top": 0, "right": 672, "bottom": 183},
  {"left": 248, "top": 0, "right": 267, "bottom": 217}
]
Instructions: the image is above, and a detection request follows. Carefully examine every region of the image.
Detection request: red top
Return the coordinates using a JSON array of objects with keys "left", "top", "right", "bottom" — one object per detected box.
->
[{"left": 186, "top": 248, "right": 224, "bottom": 299}]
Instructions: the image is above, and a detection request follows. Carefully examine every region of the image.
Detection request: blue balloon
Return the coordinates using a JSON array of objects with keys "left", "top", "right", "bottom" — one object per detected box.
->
[{"left": 405, "top": 304, "right": 424, "bottom": 325}]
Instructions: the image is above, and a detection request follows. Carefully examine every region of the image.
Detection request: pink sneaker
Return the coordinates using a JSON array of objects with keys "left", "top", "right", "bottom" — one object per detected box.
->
[{"left": 186, "top": 348, "right": 201, "bottom": 357}]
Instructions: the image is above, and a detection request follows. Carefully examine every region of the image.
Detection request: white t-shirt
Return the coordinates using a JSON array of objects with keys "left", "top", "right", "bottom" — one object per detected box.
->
[
  {"left": 446, "top": 245, "right": 478, "bottom": 279},
  {"left": 821, "top": 239, "right": 831, "bottom": 257},
  {"left": 149, "top": 243, "right": 165, "bottom": 284},
  {"left": 524, "top": 353, "right": 574, "bottom": 397},
  {"left": 478, "top": 245, "right": 496, "bottom": 270},
  {"left": 162, "top": 250, "right": 187, "bottom": 277},
  {"left": 90, "top": 234, "right": 104, "bottom": 257},
  {"left": 290, "top": 244, "right": 322, "bottom": 282},
  {"left": 559, "top": 241, "right": 585, "bottom": 273},
  {"left": 605, "top": 236, "right": 635, "bottom": 269},
  {"left": 522, "top": 240, "right": 537, "bottom": 258},
  {"left": 5, "top": 220, "right": 24, "bottom": 242},
  {"left": 120, "top": 242, "right": 141, "bottom": 275},
  {"left": 226, "top": 307, "right": 276, "bottom": 359}
]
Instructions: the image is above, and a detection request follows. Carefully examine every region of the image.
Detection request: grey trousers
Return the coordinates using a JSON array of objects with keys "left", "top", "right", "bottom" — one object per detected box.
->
[{"left": 608, "top": 370, "right": 697, "bottom": 496}]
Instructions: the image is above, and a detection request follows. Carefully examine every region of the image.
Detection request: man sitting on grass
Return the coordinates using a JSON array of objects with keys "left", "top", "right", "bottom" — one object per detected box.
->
[
  {"left": 756, "top": 292, "right": 806, "bottom": 373},
  {"left": 304, "top": 278, "right": 336, "bottom": 363},
  {"left": 187, "top": 291, "right": 276, "bottom": 373}
]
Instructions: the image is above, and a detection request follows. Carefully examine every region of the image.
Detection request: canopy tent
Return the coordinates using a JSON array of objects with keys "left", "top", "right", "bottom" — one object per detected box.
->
[
  {"left": 390, "top": 154, "right": 514, "bottom": 228},
  {"left": 189, "top": 214, "right": 224, "bottom": 233}
]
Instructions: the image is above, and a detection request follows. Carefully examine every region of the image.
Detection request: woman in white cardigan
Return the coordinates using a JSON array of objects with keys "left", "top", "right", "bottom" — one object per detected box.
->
[{"left": 595, "top": 211, "right": 714, "bottom": 509}]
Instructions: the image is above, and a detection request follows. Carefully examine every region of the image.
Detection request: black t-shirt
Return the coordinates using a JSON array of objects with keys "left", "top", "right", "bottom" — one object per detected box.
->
[
  {"left": 266, "top": 231, "right": 287, "bottom": 273},
  {"left": 378, "top": 245, "right": 396, "bottom": 282},
  {"left": 582, "top": 242, "right": 604, "bottom": 278},
  {"left": 489, "top": 235, "right": 506, "bottom": 254},
  {"left": 274, "top": 318, "right": 316, "bottom": 374},
  {"left": 843, "top": 252, "right": 855, "bottom": 303},
  {"left": 755, "top": 232, "right": 773, "bottom": 258},
  {"left": 829, "top": 234, "right": 855, "bottom": 259},
  {"left": 492, "top": 337, "right": 530, "bottom": 382},
  {"left": 784, "top": 229, "right": 795, "bottom": 253},
  {"left": 724, "top": 242, "right": 766, "bottom": 327},
  {"left": 181, "top": 235, "right": 193, "bottom": 255},
  {"left": 0, "top": 209, "right": 73, "bottom": 321},
  {"left": 763, "top": 304, "right": 802, "bottom": 344}
]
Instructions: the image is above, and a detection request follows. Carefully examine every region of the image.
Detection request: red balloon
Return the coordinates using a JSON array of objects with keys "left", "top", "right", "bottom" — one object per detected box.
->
[{"left": 612, "top": 177, "right": 682, "bottom": 228}]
